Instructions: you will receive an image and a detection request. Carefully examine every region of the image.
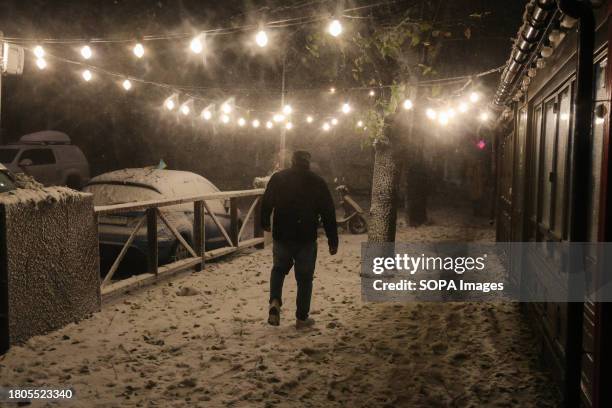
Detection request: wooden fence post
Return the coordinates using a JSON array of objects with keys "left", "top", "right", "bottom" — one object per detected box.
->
[
  {"left": 230, "top": 197, "right": 239, "bottom": 246},
  {"left": 146, "top": 208, "right": 158, "bottom": 276},
  {"left": 253, "top": 195, "right": 264, "bottom": 249},
  {"left": 194, "top": 201, "right": 205, "bottom": 271}
]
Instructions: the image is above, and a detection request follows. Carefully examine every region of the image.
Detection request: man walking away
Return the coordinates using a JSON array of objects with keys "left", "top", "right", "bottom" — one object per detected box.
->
[{"left": 261, "top": 151, "right": 338, "bottom": 329}]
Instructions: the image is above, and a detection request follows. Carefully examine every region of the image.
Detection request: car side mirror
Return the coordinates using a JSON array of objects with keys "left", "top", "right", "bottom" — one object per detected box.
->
[{"left": 19, "top": 158, "right": 33, "bottom": 167}]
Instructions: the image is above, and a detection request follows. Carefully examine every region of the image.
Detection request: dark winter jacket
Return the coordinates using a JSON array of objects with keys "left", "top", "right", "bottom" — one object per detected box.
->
[{"left": 261, "top": 166, "right": 338, "bottom": 247}]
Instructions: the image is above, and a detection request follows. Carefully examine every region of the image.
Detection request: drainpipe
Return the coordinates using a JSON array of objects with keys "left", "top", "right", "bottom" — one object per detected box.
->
[{"left": 557, "top": 0, "right": 595, "bottom": 407}]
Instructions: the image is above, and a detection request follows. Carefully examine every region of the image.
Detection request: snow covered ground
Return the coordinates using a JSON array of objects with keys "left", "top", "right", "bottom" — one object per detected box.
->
[{"left": 0, "top": 204, "right": 560, "bottom": 407}]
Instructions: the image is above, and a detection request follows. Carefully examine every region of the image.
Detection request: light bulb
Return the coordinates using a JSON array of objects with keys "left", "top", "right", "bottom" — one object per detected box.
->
[
  {"left": 357, "top": 120, "right": 364, "bottom": 127},
  {"left": 252, "top": 119, "right": 260, "bottom": 128},
  {"left": 369, "top": 90, "right": 375, "bottom": 97},
  {"left": 238, "top": 117, "right": 246, "bottom": 127},
  {"left": 458, "top": 102, "right": 468, "bottom": 113},
  {"left": 221, "top": 103, "right": 232, "bottom": 114},
  {"left": 202, "top": 110, "right": 212, "bottom": 120},
  {"left": 469, "top": 92, "right": 480, "bottom": 103},
  {"left": 165, "top": 99, "right": 175, "bottom": 111},
  {"left": 221, "top": 114, "right": 230, "bottom": 123},
  {"left": 403, "top": 99, "right": 413, "bottom": 110},
  {"left": 35, "top": 58, "right": 47, "bottom": 70},
  {"left": 341, "top": 103, "right": 351, "bottom": 114},
  {"left": 255, "top": 30, "right": 268, "bottom": 48},
  {"left": 447, "top": 108, "right": 456, "bottom": 118},
  {"left": 266, "top": 121, "right": 273, "bottom": 129},
  {"left": 133, "top": 43, "right": 145, "bottom": 58},
  {"left": 331, "top": 118, "right": 338, "bottom": 125},
  {"left": 438, "top": 113, "right": 449, "bottom": 126},
  {"left": 282, "top": 105, "right": 292, "bottom": 115},
  {"left": 180, "top": 104, "right": 190, "bottom": 115},
  {"left": 306, "top": 116, "right": 314, "bottom": 123},
  {"left": 273, "top": 113, "right": 285, "bottom": 122},
  {"left": 328, "top": 19, "right": 342, "bottom": 37},
  {"left": 322, "top": 122, "right": 331, "bottom": 131},
  {"left": 479, "top": 112, "right": 489, "bottom": 122},
  {"left": 426, "top": 108, "right": 437, "bottom": 120},
  {"left": 82, "top": 69, "right": 92, "bottom": 81},
  {"left": 330, "top": 87, "right": 336, "bottom": 94},
  {"left": 80, "top": 45, "right": 92, "bottom": 59},
  {"left": 33, "top": 45, "right": 45, "bottom": 58},
  {"left": 190, "top": 35, "right": 203, "bottom": 54},
  {"left": 285, "top": 122, "right": 293, "bottom": 130},
  {"left": 122, "top": 79, "right": 132, "bottom": 91}
]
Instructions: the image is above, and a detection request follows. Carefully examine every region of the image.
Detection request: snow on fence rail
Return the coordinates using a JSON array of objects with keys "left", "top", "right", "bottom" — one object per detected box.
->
[{"left": 94, "top": 188, "right": 265, "bottom": 300}]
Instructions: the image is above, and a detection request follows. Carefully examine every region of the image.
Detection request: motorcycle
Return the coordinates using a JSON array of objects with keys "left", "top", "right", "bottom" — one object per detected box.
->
[{"left": 335, "top": 181, "right": 368, "bottom": 234}]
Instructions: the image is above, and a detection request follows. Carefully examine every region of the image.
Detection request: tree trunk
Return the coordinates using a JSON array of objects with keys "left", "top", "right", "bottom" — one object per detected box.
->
[{"left": 368, "top": 136, "right": 401, "bottom": 243}]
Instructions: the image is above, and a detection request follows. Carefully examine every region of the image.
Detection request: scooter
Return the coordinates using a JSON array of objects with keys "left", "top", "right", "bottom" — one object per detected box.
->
[{"left": 335, "top": 182, "right": 368, "bottom": 234}]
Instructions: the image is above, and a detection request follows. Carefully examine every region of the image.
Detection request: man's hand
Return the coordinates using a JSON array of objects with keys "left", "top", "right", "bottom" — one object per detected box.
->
[{"left": 329, "top": 243, "right": 338, "bottom": 255}]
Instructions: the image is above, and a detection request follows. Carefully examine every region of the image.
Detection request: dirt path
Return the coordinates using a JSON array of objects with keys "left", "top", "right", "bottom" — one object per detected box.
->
[{"left": 0, "top": 206, "right": 560, "bottom": 407}]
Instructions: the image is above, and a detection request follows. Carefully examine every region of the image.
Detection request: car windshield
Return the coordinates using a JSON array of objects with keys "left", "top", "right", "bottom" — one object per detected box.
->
[
  {"left": 0, "top": 148, "right": 19, "bottom": 164},
  {"left": 83, "top": 183, "right": 162, "bottom": 206},
  {"left": 0, "top": 171, "right": 16, "bottom": 193}
]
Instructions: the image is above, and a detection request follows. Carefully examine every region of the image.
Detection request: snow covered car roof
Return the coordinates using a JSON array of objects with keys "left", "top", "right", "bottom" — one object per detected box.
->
[
  {"left": 18, "top": 130, "right": 71, "bottom": 144},
  {"left": 85, "top": 168, "right": 225, "bottom": 212}
]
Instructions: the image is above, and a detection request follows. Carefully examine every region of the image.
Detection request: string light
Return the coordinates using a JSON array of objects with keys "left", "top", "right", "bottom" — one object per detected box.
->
[
  {"left": 255, "top": 30, "right": 268, "bottom": 48},
  {"left": 82, "top": 69, "right": 92, "bottom": 81},
  {"left": 469, "top": 92, "right": 480, "bottom": 103},
  {"left": 35, "top": 58, "right": 47, "bottom": 70},
  {"left": 285, "top": 122, "right": 293, "bottom": 130},
  {"left": 221, "top": 101, "right": 232, "bottom": 114},
  {"left": 331, "top": 118, "right": 338, "bottom": 126},
  {"left": 458, "top": 102, "right": 468, "bottom": 113},
  {"left": 479, "top": 111, "right": 489, "bottom": 122},
  {"left": 221, "top": 114, "right": 230, "bottom": 123},
  {"left": 190, "top": 34, "right": 204, "bottom": 54},
  {"left": 180, "top": 99, "right": 193, "bottom": 115},
  {"left": 447, "top": 108, "right": 456, "bottom": 118},
  {"left": 252, "top": 119, "right": 260, "bottom": 128},
  {"left": 402, "top": 99, "right": 413, "bottom": 110},
  {"left": 133, "top": 43, "right": 145, "bottom": 58},
  {"left": 426, "top": 108, "right": 437, "bottom": 120},
  {"left": 322, "top": 122, "right": 331, "bottom": 131},
  {"left": 438, "top": 112, "right": 449, "bottom": 126},
  {"left": 202, "top": 109, "right": 212, "bottom": 120},
  {"left": 273, "top": 113, "right": 285, "bottom": 122},
  {"left": 329, "top": 87, "right": 336, "bottom": 94},
  {"left": 369, "top": 90, "right": 375, "bottom": 97},
  {"left": 282, "top": 105, "right": 292, "bottom": 115},
  {"left": 122, "top": 79, "right": 132, "bottom": 91},
  {"left": 357, "top": 120, "right": 364, "bottom": 127},
  {"left": 33, "top": 45, "right": 45, "bottom": 58},
  {"left": 266, "top": 121, "right": 273, "bottom": 129},
  {"left": 341, "top": 103, "right": 351, "bottom": 114},
  {"left": 306, "top": 116, "right": 314, "bottom": 123},
  {"left": 80, "top": 45, "right": 92, "bottom": 59},
  {"left": 164, "top": 94, "right": 178, "bottom": 111},
  {"left": 328, "top": 19, "right": 343, "bottom": 37},
  {"left": 238, "top": 117, "right": 246, "bottom": 127}
]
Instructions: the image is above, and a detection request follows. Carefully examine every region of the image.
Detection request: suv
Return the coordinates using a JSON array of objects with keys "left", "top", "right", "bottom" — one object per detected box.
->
[
  {"left": 0, "top": 163, "right": 16, "bottom": 193},
  {"left": 0, "top": 131, "right": 90, "bottom": 189}
]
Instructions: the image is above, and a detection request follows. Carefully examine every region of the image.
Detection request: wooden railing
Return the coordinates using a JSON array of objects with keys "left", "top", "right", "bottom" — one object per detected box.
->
[{"left": 94, "top": 189, "right": 265, "bottom": 299}]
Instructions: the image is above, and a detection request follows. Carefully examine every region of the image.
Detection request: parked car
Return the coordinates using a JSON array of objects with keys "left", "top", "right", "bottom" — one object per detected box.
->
[
  {"left": 0, "top": 130, "right": 90, "bottom": 189},
  {"left": 0, "top": 163, "right": 16, "bottom": 193},
  {"left": 83, "top": 168, "right": 238, "bottom": 265}
]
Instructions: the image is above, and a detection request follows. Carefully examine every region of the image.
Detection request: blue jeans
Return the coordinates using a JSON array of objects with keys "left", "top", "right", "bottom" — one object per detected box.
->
[{"left": 269, "top": 240, "right": 318, "bottom": 320}]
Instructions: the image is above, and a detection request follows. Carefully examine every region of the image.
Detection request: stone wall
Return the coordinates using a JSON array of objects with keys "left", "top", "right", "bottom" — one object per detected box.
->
[{"left": 0, "top": 187, "right": 100, "bottom": 352}]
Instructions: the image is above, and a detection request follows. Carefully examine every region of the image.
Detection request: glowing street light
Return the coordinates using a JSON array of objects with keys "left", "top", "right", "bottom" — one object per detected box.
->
[
  {"left": 33, "top": 45, "right": 45, "bottom": 59},
  {"left": 252, "top": 119, "right": 260, "bottom": 128},
  {"left": 80, "top": 45, "right": 92, "bottom": 60},
  {"left": 35, "top": 58, "right": 47, "bottom": 70},
  {"left": 403, "top": 99, "right": 413, "bottom": 110},
  {"left": 322, "top": 122, "right": 331, "bottom": 131},
  {"left": 122, "top": 79, "right": 132, "bottom": 91},
  {"left": 426, "top": 108, "right": 437, "bottom": 120},
  {"left": 341, "top": 103, "right": 351, "bottom": 114},
  {"left": 238, "top": 117, "right": 246, "bottom": 127},
  {"left": 328, "top": 19, "right": 342, "bottom": 37},
  {"left": 255, "top": 30, "right": 268, "bottom": 48},
  {"left": 469, "top": 92, "right": 480, "bottom": 103},
  {"left": 306, "top": 116, "right": 314, "bottom": 123},
  {"left": 82, "top": 69, "right": 92, "bottom": 81},
  {"left": 282, "top": 105, "right": 293, "bottom": 115},
  {"left": 190, "top": 34, "right": 204, "bottom": 54},
  {"left": 133, "top": 43, "right": 145, "bottom": 58}
]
